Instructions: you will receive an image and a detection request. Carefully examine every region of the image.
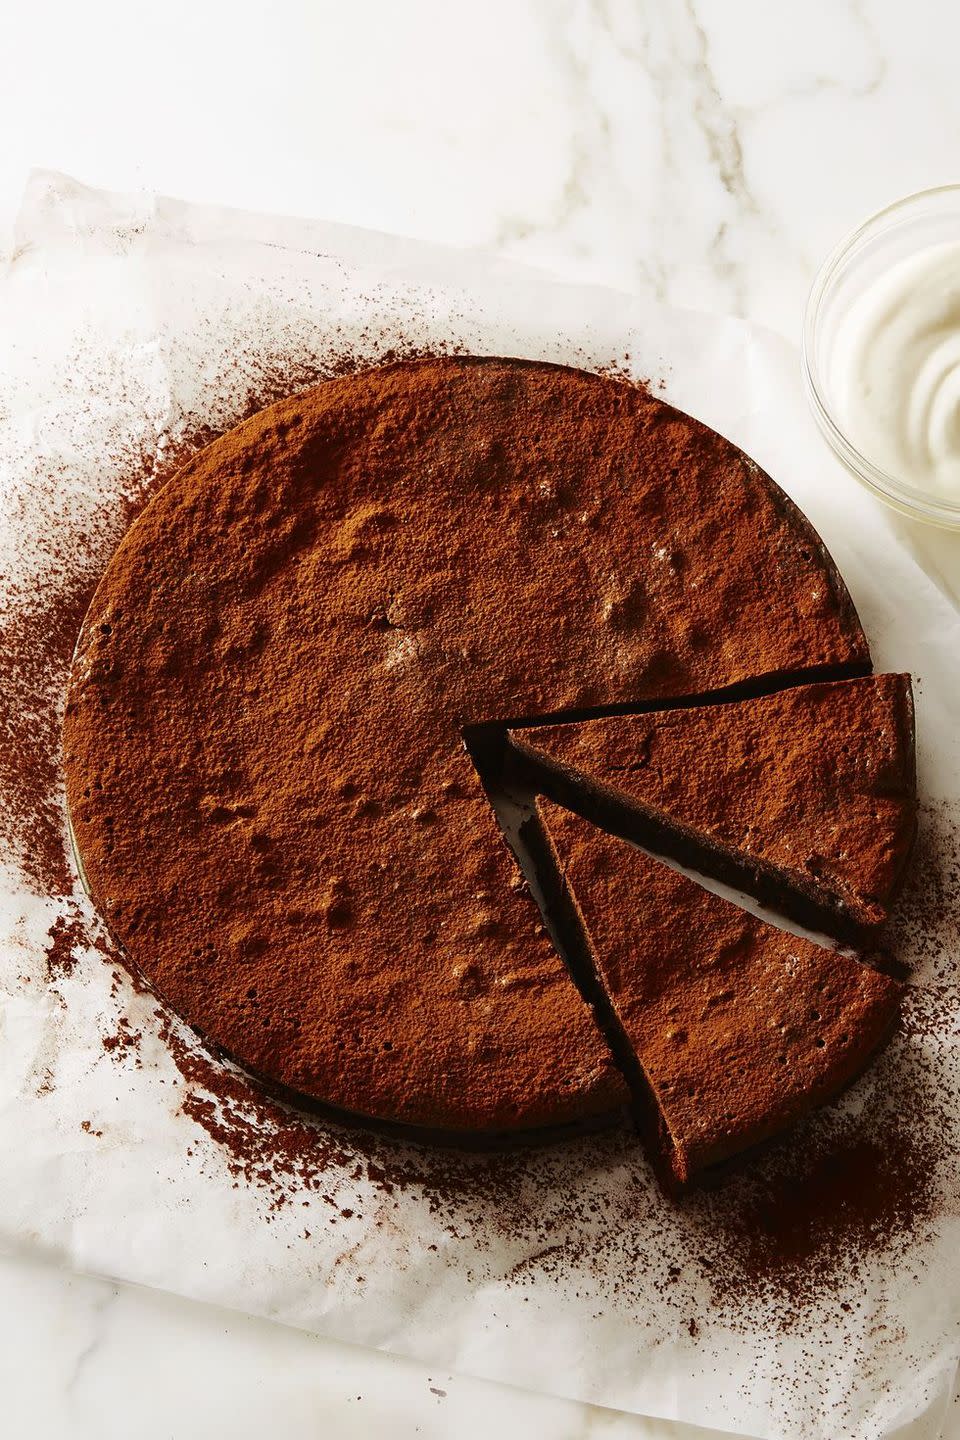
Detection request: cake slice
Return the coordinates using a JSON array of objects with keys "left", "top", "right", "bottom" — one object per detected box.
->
[
  {"left": 530, "top": 800, "right": 903, "bottom": 1187},
  {"left": 509, "top": 675, "right": 916, "bottom": 943}
]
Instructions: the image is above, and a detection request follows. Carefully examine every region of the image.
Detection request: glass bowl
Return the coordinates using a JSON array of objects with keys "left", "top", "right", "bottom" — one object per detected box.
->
[{"left": 803, "top": 185, "right": 960, "bottom": 530}]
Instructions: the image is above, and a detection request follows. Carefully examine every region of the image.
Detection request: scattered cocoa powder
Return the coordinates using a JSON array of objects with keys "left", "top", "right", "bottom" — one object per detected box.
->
[
  {"left": 44, "top": 907, "right": 85, "bottom": 982},
  {"left": 101, "top": 1016, "right": 142, "bottom": 1060}
]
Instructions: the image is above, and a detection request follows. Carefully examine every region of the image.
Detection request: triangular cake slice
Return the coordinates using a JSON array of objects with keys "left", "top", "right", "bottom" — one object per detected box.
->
[
  {"left": 509, "top": 675, "right": 916, "bottom": 943},
  {"left": 531, "top": 800, "right": 902, "bottom": 1187}
]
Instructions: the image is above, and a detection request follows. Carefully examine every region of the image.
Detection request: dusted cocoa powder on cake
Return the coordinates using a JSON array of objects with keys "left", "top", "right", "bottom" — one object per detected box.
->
[
  {"left": 509, "top": 675, "right": 917, "bottom": 944},
  {"left": 64, "top": 356, "right": 876, "bottom": 1137}
]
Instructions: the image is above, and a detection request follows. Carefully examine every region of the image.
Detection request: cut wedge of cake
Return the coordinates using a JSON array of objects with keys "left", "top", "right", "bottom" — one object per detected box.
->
[
  {"left": 531, "top": 800, "right": 903, "bottom": 1187},
  {"left": 510, "top": 675, "right": 916, "bottom": 943}
]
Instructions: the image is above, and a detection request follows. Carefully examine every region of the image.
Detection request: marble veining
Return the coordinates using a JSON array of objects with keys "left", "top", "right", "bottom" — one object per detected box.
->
[{"left": 485, "top": 0, "right": 914, "bottom": 331}]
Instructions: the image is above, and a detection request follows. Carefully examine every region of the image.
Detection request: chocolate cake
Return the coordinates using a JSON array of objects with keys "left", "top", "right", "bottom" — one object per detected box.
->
[
  {"left": 63, "top": 355, "right": 890, "bottom": 1145},
  {"left": 533, "top": 800, "right": 903, "bottom": 1186},
  {"left": 508, "top": 675, "right": 917, "bottom": 943}
]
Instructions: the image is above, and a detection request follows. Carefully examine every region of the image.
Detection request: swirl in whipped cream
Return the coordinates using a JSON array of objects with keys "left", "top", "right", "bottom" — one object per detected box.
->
[{"left": 833, "top": 240, "right": 960, "bottom": 499}]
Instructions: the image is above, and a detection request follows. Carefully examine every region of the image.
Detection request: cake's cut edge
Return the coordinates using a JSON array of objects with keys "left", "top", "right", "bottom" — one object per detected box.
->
[{"left": 517, "top": 805, "right": 680, "bottom": 1192}]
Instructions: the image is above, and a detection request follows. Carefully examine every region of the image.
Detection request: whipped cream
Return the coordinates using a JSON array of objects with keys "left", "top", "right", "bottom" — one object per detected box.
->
[{"left": 832, "top": 239, "right": 960, "bottom": 498}]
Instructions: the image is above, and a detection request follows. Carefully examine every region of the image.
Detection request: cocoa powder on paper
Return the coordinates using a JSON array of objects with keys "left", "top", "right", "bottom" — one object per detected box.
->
[{"left": 0, "top": 343, "right": 951, "bottom": 1342}]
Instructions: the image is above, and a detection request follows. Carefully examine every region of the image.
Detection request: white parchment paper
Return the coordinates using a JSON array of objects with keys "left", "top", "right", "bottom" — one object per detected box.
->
[{"left": 2, "top": 171, "right": 960, "bottom": 1440}]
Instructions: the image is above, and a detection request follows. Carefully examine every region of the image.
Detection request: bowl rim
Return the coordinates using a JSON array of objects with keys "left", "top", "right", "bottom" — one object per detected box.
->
[{"left": 802, "top": 184, "right": 960, "bottom": 530}]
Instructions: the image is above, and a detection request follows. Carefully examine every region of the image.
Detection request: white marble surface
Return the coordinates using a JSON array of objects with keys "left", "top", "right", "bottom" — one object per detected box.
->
[
  {"left": 3, "top": 1, "right": 960, "bottom": 1435},
  {"left": 0, "top": 1250, "right": 726, "bottom": 1440}
]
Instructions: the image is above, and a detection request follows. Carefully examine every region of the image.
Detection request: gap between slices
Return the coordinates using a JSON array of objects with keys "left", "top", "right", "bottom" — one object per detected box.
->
[
  {"left": 465, "top": 657, "right": 872, "bottom": 735},
  {"left": 464, "top": 666, "right": 913, "bottom": 1188}
]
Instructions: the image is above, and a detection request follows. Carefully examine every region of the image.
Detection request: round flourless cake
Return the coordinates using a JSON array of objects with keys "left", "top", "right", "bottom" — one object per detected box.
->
[{"left": 63, "top": 356, "right": 887, "bottom": 1148}]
